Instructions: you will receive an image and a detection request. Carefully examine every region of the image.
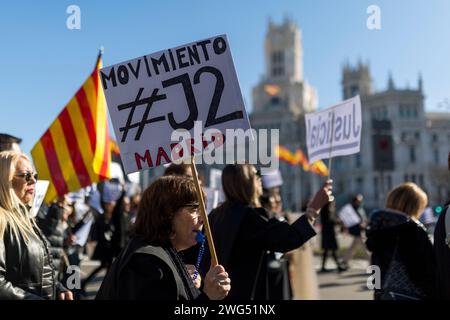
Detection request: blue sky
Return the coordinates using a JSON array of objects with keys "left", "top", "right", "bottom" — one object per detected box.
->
[{"left": 1, "top": 0, "right": 449, "bottom": 155}]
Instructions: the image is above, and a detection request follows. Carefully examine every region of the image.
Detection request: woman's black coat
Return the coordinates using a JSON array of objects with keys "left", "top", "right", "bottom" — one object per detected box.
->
[
  {"left": 203, "top": 203, "right": 316, "bottom": 300},
  {"left": 366, "top": 209, "right": 436, "bottom": 299},
  {"left": 434, "top": 206, "right": 450, "bottom": 299},
  {"left": 0, "top": 215, "right": 65, "bottom": 299},
  {"left": 96, "top": 238, "right": 207, "bottom": 300}
]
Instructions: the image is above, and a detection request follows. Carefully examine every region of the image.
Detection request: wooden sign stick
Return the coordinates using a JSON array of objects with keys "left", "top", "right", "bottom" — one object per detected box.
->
[{"left": 190, "top": 157, "right": 219, "bottom": 267}]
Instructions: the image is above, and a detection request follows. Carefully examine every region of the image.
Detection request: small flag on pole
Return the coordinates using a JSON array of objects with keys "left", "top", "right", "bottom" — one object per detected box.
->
[
  {"left": 31, "top": 52, "right": 111, "bottom": 203},
  {"left": 276, "top": 145, "right": 329, "bottom": 177}
]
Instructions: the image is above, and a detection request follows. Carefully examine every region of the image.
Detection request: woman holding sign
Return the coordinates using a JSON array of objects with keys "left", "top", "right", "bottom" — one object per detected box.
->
[
  {"left": 0, "top": 151, "right": 72, "bottom": 300},
  {"left": 204, "top": 164, "right": 333, "bottom": 300},
  {"left": 96, "top": 175, "right": 231, "bottom": 300}
]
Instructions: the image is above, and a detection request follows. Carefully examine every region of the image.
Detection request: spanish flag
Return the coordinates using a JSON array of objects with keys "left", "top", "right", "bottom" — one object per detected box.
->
[
  {"left": 31, "top": 52, "right": 111, "bottom": 203},
  {"left": 276, "top": 145, "right": 329, "bottom": 177}
]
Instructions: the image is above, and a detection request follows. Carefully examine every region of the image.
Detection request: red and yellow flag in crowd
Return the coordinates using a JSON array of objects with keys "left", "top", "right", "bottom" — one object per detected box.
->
[
  {"left": 31, "top": 53, "right": 111, "bottom": 203},
  {"left": 276, "top": 145, "right": 329, "bottom": 177}
]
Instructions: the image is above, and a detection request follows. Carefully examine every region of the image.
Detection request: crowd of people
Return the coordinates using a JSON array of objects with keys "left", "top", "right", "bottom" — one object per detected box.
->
[{"left": 0, "top": 132, "right": 449, "bottom": 300}]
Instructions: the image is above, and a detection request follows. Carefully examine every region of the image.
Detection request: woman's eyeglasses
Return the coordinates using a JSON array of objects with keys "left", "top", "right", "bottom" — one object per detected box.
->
[
  {"left": 184, "top": 204, "right": 201, "bottom": 218},
  {"left": 15, "top": 172, "right": 38, "bottom": 183}
]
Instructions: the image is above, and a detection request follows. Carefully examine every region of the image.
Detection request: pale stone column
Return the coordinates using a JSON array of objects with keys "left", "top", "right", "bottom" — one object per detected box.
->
[{"left": 288, "top": 213, "right": 319, "bottom": 300}]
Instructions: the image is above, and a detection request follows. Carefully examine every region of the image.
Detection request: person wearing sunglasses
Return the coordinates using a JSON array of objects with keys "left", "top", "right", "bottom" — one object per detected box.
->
[{"left": 0, "top": 151, "right": 73, "bottom": 300}]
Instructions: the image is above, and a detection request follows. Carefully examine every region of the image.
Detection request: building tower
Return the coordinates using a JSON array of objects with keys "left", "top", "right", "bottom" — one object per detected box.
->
[
  {"left": 342, "top": 61, "right": 373, "bottom": 99},
  {"left": 265, "top": 17, "right": 303, "bottom": 83}
]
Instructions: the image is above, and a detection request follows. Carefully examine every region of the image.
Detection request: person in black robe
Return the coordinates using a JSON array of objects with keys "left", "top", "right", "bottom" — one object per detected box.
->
[{"left": 202, "top": 164, "right": 333, "bottom": 300}]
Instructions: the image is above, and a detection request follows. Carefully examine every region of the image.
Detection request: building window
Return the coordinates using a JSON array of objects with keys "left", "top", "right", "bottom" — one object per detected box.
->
[
  {"left": 434, "top": 148, "right": 439, "bottom": 164},
  {"left": 399, "top": 105, "right": 405, "bottom": 118},
  {"left": 401, "top": 132, "right": 407, "bottom": 142},
  {"left": 271, "top": 51, "right": 284, "bottom": 77},
  {"left": 406, "top": 106, "right": 413, "bottom": 118},
  {"left": 404, "top": 174, "right": 408, "bottom": 182},
  {"left": 415, "top": 132, "right": 420, "bottom": 140},
  {"left": 419, "top": 174, "right": 424, "bottom": 187},
  {"left": 432, "top": 133, "right": 438, "bottom": 143},
  {"left": 356, "top": 177, "right": 364, "bottom": 194},
  {"left": 411, "top": 174, "right": 416, "bottom": 183},
  {"left": 355, "top": 154, "right": 362, "bottom": 168},
  {"left": 386, "top": 175, "right": 392, "bottom": 190},
  {"left": 412, "top": 107, "right": 418, "bottom": 118},
  {"left": 350, "top": 85, "right": 359, "bottom": 97},
  {"left": 409, "top": 146, "right": 416, "bottom": 163},
  {"left": 271, "top": 96, "right": 280, "bottom": 106},
  {"left": 271, "top": 51, "right": 280, "bottom": 64},
  {"left": 374, "top": 177, "right": 379, "bottom": 200}
]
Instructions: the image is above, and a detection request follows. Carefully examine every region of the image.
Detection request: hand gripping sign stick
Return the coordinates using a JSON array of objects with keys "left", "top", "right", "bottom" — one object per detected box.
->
[{"left": 190, "top": 157, "right": 219, "bottom": 267}]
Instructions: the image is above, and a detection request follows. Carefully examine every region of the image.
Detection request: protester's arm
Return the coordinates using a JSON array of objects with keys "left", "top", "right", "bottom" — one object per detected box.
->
[
  {"left": 244, "top": 180, "right": 333, "bottom": 253},
  {"left": 243, "top": 212, "right": 316, "bottom": 253},
  {"left": 0, "top": 238, "right": 43, "bottom": 300}
]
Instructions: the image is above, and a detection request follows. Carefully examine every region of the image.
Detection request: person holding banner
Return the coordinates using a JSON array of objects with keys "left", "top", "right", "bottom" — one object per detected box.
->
[
  {"left": 163, "top": 163, "right": 203, "bottom": 288},
  {"left": 204, "top": 164, "right": 333, "bottom": 300},
  {"left": 96, "top": 175, "right": 231, "bottom": 300},
  {"left": 0, "top": 151, "right": 73, "bottom": 300}
]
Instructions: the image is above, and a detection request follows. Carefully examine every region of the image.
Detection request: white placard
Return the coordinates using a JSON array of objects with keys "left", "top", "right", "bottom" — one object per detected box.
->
[
  {"left": 261, "top": 169, "right": 283, "bottom": 189},
  {"left": 305, "top": 95, "right": 362, "bottom": 163},
  {"left": 204, "top": 187, "right": 225, "bottom": 214},
  {"left": 337, "top": 204, "right": 361, "bottom": 228},
  {"left": 74, "top": 216, "right": 94, "bottom": 247},
  {"left": 31, "top": 180, "right": 49, "bottom": 218},
  {"left": 209, "top": 168, "right": 222, "bottom": 190},
  {"left": 101, "top": 35, "right": 251, "bottom": 174}
]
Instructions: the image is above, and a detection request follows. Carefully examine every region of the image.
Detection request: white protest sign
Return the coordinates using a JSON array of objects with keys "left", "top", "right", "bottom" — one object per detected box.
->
[
  {"left": 204, "top": 187, "right": 225, "bottom": 214},
  {"left": 209, "top": 168, "right": 222, "bottom": 190},
  {"left": 337, "top": 204, "right": 361, "bottom": 228},
  {"left": 100, "top": 35, "right": 251, "bottom": 174},
  {"left": 261, "top": 169, "right": 283, "bottom": 189},
  {"left": 305, "top": 95, "right": 362, "bottom": 164},
  {"left": 31, "top": 180, "right": 49, "bottom": 218},
  {"left": 74, "top": 216, "right": 94, "bottom": 247}
]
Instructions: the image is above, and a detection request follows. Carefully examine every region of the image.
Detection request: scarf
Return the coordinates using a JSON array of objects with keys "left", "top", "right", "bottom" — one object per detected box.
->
[{"left": 164, "top": 246, "right": 201, "bottom": 300}]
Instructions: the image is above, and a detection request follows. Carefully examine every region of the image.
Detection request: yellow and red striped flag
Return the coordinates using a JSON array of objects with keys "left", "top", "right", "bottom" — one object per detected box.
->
[
  {"left": 275, "top": 145, "right": 329, "bottom": 177},
  {"left": 31, "top": 53, "right": 111, "bottom": 203}
]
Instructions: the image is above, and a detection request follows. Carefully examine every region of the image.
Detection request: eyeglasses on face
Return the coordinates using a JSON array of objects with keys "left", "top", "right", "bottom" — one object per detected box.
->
[
  {"left": 15, "top": 172, "right": 38, "bottom": 183},
  {"left": 183, "top": 204, "right": 201, "bottom": 217}
]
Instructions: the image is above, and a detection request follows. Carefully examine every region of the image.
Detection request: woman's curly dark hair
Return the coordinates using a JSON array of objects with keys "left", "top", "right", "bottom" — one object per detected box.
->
[{"left": 132, "top": 175, "right": 202, "bottom": 245}]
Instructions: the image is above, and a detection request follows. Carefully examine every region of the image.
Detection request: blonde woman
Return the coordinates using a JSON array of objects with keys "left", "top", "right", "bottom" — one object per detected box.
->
[
  {"left": 366, "top": 182, "right": 436, "bottom": 300},
  {"left": 0, "top": 151, "right": 72, "bottom": 300}
]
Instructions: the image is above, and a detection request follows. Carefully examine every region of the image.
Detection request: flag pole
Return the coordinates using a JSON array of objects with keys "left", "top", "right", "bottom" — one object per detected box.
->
[
  {"left": 327, "top": 111, "right": 335, "bottom": 180},
  {"left": 190, "top": 156, "right": 219, "bottom": 267},
  {"left": 98, "top": 46, "right": 104, "bottom": 59},
  {"left": 327, "top": 112, "right": 335, "bottom": 202}
]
